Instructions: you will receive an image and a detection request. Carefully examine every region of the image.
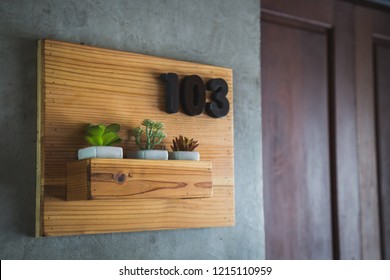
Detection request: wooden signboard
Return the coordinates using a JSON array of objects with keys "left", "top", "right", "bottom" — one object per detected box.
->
[{"left": 36, "top": 39, "right": 234, "bottom": 237}]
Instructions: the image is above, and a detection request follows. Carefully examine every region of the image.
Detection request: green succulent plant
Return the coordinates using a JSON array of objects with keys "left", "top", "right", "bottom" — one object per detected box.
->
[
  {"left": 132, "top": 119, "right": 166, "bottom": 150},
  {"left": 85, "top": 123, "right": 121, "bottom": 146},
  {"left": 171, "top": 135, "right": 199, "bottom": 151}
]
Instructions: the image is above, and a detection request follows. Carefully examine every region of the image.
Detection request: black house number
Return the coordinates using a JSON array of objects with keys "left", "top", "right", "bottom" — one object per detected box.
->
[{"left": 160, "top": 73, "right": 229, "bottom": 118}]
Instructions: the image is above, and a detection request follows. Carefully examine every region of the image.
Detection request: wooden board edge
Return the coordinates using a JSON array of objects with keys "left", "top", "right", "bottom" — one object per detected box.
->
[
  {"left": 229, "top": 68, "right": 235, "bottom": 188},
  {"left": 43, "top": 223, "right": 235, "bottom": 237},
  {"left": 35, "top": 39, "right": 45, "bottom": 237},
  {"left": 88, "top": 158, "right": 213, "bottom": 168},
  {"left": 44, "top": 39, "right": 233, "bottom": 72},
  {"left": 43, "top": 183, "right": 234, "bottom": 236}
]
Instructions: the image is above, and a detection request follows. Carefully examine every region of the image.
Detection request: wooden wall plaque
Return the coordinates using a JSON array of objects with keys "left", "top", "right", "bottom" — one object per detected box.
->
[{"left": 36, "top": 39, "right": 234, "bottom": 237}]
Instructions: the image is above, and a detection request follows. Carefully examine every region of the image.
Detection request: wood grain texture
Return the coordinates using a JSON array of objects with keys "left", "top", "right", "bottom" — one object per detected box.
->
[
  {"left": 262, "top": 0, "right": 390, "bottom": 260},
  {"left": 44, "top": 185, "right": 233, "bottom": 236},
  {"left": 333, "top": 1, "right": 362, "bottom": 259},
  {"left": 355, "top": 6, "right": 381, "bottom": 260},
  {"left": 37, "top": 39, "right": 234, "bottom": 236},
  {"left": 262, "top": 13, "right": 333, "bottom": 259},
  {"left": 374, "top": 39, "right": 390, "bottom": 260},
  {"left": 67, "top": 160, "right": 90, "bottom": 201},
  {"left": 67, "top": 159, "right": 213, "bottom": 200}
]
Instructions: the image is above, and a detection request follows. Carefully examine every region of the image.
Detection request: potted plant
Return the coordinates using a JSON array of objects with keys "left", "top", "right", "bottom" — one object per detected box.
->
[
  {"left": 78, "top": 123, "right": 123, "bottom": 160},
  {"left": 128, "top": 119, "right": 168, "bottom": 160},
  {"left": 169, "top": 135, "right": 200, "bottom": 161}
]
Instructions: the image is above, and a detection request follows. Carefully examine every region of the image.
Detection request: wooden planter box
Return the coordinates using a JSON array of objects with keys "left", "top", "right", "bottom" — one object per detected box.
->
[{"left": 66, "top": 159, "right": 213, "bottom": 200}]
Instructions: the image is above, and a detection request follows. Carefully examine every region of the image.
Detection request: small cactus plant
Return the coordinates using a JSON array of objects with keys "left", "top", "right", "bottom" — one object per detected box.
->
[
  {"left": 132, "top": 119, "right": 166, "bottom": 150},
  {"left": 171, "top": 135, "right": 199, "bottom": 152},
  {"left": 85, "top": 123, "right": 121, "bottom": 146}
]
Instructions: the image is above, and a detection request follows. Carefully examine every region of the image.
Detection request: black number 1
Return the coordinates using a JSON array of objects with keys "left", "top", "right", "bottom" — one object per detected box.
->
[{"left": 160, "top": 73, "right": 179, "bottom": 114}]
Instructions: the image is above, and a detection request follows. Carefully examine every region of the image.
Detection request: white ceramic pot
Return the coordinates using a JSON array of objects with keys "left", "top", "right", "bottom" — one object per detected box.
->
[
  {"left": 78, "top": 146, "right": 123, "bottom": 160},
  {"left": 127, "top": 150, "right": 168, "bottom": 160},
  {"left": 168, "top": 151, "right": 200, "bottom": 161}
]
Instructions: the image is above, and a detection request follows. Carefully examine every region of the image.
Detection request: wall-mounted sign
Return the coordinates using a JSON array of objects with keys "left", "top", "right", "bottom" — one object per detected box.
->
[
  {"left": 36, "top": 39, "right": 234, "bottom": 237},
  {"left": 161, "top": 73, "right": 229, "bottom": 118}
]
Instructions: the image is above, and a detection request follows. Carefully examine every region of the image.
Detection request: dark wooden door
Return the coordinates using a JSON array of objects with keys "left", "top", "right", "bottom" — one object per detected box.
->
[
  {"left": 261, "top": 0, "right": 390, "bottom": 259},
  {"left": 346, "top": 5, "right": 390, "bottom": 260},
  {"left": 262, "top": 11, "right": 333, "bottom": 259}
]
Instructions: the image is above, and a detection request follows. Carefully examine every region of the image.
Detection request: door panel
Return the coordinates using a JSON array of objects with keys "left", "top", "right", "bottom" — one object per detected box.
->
[
  {"left": 261, "top": 0, "right": 378, "bottom": 260},
  {"left": 355, "top": 7, "right": 390, "bottom": 259},
  {"left": 333, "top": 1, "right": 362, "bottom": 259},
  {"left": 375, "top": 40, "right": 390, "bottom": 259},
  {"left": 262, "top": 0, "right": 390, "bottom": 260},
  {"left": 262, "top": 15, "right": 333, "bottom": 259},
  {"left": 355, "top": 6, "right": 382, "bottom": 260}
]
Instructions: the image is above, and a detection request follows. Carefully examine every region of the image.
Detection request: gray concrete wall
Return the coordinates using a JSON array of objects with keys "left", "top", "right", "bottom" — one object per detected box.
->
[{"left": 0, "top": 0, "right": 263, "bottom": 259}]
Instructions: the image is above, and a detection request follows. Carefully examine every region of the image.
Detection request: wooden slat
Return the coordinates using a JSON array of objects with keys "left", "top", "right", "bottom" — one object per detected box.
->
[
  {"left": 37, "top": 39, "right": 234, "bottom": 236},
  {"left": 44, "top": 185, "right": 233, "bottom": 236},
  {"left": 333, "top": 1, "right": 362, "bottom": 259},
  {"left": 355, "top": 6, "right": 382, "bottom": 260},
  {"left": 373, "top": 28, "right": 390, "bottom": 259}
]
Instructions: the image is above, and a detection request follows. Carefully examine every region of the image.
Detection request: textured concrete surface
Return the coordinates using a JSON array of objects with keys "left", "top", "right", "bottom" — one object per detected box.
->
[{"left": 0, "top": 0, "right": 263, "bottom": 259}]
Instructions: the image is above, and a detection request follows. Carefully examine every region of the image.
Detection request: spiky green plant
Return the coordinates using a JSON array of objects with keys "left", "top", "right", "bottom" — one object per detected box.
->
[
  {"left": 85, "top": 123, "right": 121, "bottom": 146},
  {"left": 171, "top": 135, "right": 199, "bottom": 151},
  {"left": 132, "top": 119, "right": 166, "bottom": 150}
]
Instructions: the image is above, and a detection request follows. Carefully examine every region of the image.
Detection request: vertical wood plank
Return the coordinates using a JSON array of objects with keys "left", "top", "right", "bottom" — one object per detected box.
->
[
  {"left": 373, "top": 8, "right": 390, "bottom": 260},
  {"left": 374, "top": 38, "right": 390, "bottom": 260},
  {"left": 262, "top": 12, "right": 333, "bottom": 259},
  {"left": 332, "top": 1, "right": 362, "bottom": 259},
  {"left": 355, "top": 6, "right": 382, "bottom": 260}
]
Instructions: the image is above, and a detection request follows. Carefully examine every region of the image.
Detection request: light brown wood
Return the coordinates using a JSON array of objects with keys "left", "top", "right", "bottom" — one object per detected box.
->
[
  {"left": 44, "top": 185, "right": 233, "bottom": 236},
  {"left": 37, "top": 39, "right": 234, "bottom": 236},
  {"left": 67, "top": 159, "right": 213, "bottom": 200},
  {"left": 67, "top": 160, "right": 90, "bottom": 201}
]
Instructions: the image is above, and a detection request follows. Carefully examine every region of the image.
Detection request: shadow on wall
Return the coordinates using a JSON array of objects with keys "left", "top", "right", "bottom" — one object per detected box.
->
[{"left": 0, "top": 36, "right": 39, "bottom": 237}]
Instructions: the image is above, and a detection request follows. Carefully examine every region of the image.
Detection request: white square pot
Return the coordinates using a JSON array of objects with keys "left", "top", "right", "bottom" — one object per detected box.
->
[
  {"left": 78, "top": 146, "right": 123, "bottom": 160},
  {"left": 168, "top": 151, "right": 200, "bottom": 161},
  {"left": 127, "top": 150, "right": 168, "bottom": 160}
]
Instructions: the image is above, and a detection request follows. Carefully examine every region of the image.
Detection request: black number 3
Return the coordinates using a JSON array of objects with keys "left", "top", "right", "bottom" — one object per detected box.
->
[{"left": 206, "top": 78, "right": 229, "bottom": 118}]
